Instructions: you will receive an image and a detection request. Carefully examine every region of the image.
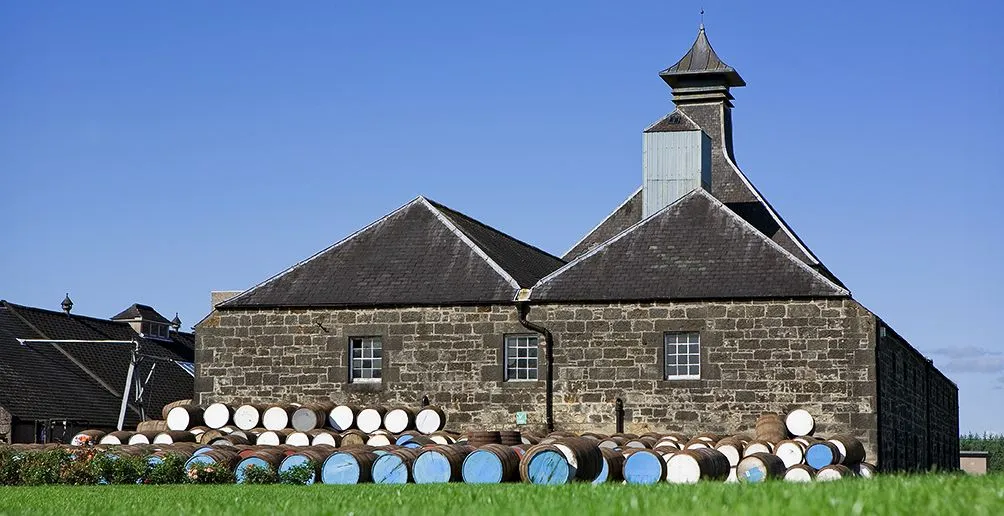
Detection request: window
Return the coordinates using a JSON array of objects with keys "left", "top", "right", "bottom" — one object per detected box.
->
[
  {"left": 505, "top": 335, "right": 538, "bottom": 381},
  {"left": 350, "top": 337, "right": 382, "bottom": 382},
  {"left": 665, "top": 332, "right": 700, "bottom": 379}
]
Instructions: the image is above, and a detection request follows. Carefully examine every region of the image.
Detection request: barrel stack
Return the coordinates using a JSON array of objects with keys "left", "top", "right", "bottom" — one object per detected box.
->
[{"left": 56, "top": 405, "right": 877, "bottom": 486}]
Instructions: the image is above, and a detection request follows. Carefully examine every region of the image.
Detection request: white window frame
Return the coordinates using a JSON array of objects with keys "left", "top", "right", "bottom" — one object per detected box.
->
[
  {"left": 349, "top": 336, "right": 383, "bottom": 383},
  {"left": 504, "top": 334, "right": 539, "bottom": 382},
  {"left": 664, "top": 331, "right": 700, "bottom": 380}
]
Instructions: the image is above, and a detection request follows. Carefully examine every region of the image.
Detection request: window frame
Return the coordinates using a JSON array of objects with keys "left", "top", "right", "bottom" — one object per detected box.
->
[
  {"left": 503, "top": 334, "right": 539, "bottom": 382},
  {"left": 664, "top": 331, "right": 701, "bottom": 380},
  {"left": 348, "top": 336, "right": 383, "bottom": 383}
]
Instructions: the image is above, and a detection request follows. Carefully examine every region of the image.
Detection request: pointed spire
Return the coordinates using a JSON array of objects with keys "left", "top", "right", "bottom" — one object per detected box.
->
[
  {"left": 61, "top": 293, "right": 73, "bottom": 315},
  {"left": 170, "top": 313, "right": 182, "bottom": 331},
  {"left": 659, "top": 26, "right": 745, "bottom": 107}
]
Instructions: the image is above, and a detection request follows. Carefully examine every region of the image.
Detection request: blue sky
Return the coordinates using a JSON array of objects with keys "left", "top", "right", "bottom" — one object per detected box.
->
[{"left": 2, "top": 1, "right": 1002, "bottom": 432}]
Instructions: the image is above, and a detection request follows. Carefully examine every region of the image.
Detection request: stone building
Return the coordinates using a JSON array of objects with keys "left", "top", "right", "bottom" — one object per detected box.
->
[{"left": 196, "top": 27, "right": 958, "bottom": 471}]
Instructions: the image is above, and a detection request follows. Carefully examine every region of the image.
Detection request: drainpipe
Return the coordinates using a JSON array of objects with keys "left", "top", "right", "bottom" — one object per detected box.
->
[{"left": 517, "top": 302, "right": 554, "bottom": 433}]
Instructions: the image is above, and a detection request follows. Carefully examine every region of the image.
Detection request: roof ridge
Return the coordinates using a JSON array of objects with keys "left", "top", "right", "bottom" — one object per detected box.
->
[
  {"left": 419, "top": 198, "right": 521, "bottom": 291},
  {"left": 424, "top": 198, "right": 565, "bottom": 265},
  {"left": 2, "top": 301, "right": 138, "bottom": 327},
  {"left": 561, "top": 186, "right": 642, "bottom": 259},
  {"left": 219, "top": 196, "right": 425, "bottom": 309},
  {"left": 534, "top": 188, "right": 704, "bottom": 290}
]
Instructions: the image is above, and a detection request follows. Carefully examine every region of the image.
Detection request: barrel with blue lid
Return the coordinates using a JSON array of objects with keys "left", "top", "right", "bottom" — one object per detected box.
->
[
  {"left": 805, "top": 441, "right": 842, "bottom": 469},
  {"left": 462, "top": 444, "right": 521, "bottom": 483},
  {"left": 278, "top": 449, "right": 329, "bottom": 485},
  {"left": 623, "top": 449, "right": 666, "bottom": 484},
  {"left": 519, "top": 445, "right": 571, "bottom": 485},
  {"left": 412, "top": 444, "right": 473, "bottom": 483},
  {"left": 372, "top": 448, "right": 422, "bottom": 484},
  {"left": 321, "top": 449, "right": 377, "bottom": 484},
  {"left": 593, "top": 447, "right": 625, "bottom": 484},
  {"left": 234, "top": 449, "right": 286, "bottom": 483}
]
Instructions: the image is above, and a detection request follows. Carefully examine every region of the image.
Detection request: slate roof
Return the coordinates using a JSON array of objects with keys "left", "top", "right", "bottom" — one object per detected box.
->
[
  {"left": 111, "top": 303, "right": 171, "bottom": 324},
  {"left": 563, "top": 188, "right": 643, "bottom": 261},
  {"left": 0, "top": 301, "right": 194, "bottom": 427},
  {"left": 660, "top": 26, "right": 745, "bottom": 87},
  {"left": 220, "top": 197, "right": 566, "bottom": 309},
  {"left": 532, "top": 189, "right": 848, "bottom": 302}
]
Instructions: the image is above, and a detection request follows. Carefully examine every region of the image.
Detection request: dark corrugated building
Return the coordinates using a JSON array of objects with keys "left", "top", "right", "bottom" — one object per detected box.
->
[{"left": 0, "top": 300, "right": 194, "bottom": 443}]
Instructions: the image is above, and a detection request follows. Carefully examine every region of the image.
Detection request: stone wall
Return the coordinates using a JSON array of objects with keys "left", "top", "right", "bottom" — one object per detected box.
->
[
  {"left": 876, "top": 323, "right": 959, "bottom": 471},
  {"left": 0, "top": 406, "right": 10, "bottom": 444},
  {"left": 196, "top": 299, "right": 880, "bottom": 463}
]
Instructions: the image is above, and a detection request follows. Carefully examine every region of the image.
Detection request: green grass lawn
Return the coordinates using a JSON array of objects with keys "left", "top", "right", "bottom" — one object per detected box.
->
[{"left": 0, "top": 475, "right": 1001, "bottom": 516}]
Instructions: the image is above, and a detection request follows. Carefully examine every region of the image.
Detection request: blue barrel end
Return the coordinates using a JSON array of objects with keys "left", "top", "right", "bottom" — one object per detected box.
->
[
  {"left": 623, "top": 451, "right": 663, "bottom": 485},
  {"left": 402, "top": 441, "right": 424, "bottom": 449},
  {"left": 742, "top": 465, "right": 766, "bottom": 483},
  {"left": 146, "top": 456, "right": 163, "bottom": 467},
  {"left": 526, "top": 450, "right": 570, "bottom": 485},
  {"left": 806, "top": 444, "right": 835, "bottom": 470},
  {"left": 235, "top": 457, "right": 270, "bottom": 484},
  {"left": 462, "top": 450, "right": 503, "bottom": 484},
  {"left": 372, "top": 454, "right": 409, "bottom": 484},
  {"left": 395, "top": 434, "right": 415, "bottom": 445},
  {"left": 592, "top": 457, "right": 610, "bottom": 484},
  {"left": 372, "top": 449, "right": 391, "bottom": 457},
  {"left": 413, "top": 452, "right": 451, "bottom": 484},
  {"left": 321, "top": 453, "right": 362, "bottom": 485},
  {"left": 279, "top": 455, "right": 317, "bottom": 485},
  {"left": 184, "top": 454, "right": 215, "bottom": 473}
]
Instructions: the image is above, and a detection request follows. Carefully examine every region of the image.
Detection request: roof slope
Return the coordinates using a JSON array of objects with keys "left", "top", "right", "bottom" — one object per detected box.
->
[
  {"left": 425, "top": 200, "right": 565, "bottom": 287},
  {"left": 221, "top": 197, "right": 566, "bottom": 309},
  {"left": 563, "top": 188, "right": 643, "bottom": 261},
  {"left": 0, "top": 301, "right": 194, "bottom": 427},
  {"left": 533, "top": 189, "right": 848, "bottom": 302}
]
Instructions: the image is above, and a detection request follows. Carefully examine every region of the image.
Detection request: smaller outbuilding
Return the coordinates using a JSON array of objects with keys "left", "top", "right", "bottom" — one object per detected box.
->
[{"left": 0, "top": 298, "right": 194, "bottom": 444}]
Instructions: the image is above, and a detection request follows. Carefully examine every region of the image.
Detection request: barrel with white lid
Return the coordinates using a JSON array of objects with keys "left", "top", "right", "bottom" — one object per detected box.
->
[
  {"left": 356, "top": 407, "right": 386, "bottom": 433},
  {"left": 775, "top": 440, "right": 806, "bottom": 468},
  {"left": 415, "top": 406, "right": 446, "bottom": 434},
  {"left": 666, "top": 448, "right": 730, "bottom": 484},
  {"left": 383, "top": 407, "right": 417, "bottom": 434},
  {"left": 785, "top": 409, "right": 816, "bottom": 436},
  {"left": 262, "top": 405, "right": 297, "bottom": 431},
  {"left": 167, "top": 405, "right": 204, "bottom": 431},
  {"left": 826, "top": 435, "right": 865, "bottom": 465},
  {"left": 233, "top": 404, "right": 266, "bottom": 431},
  {"left": 783, "top": 464, "right": 816, "bottom": 482},
  {"left": 329, "top": 405, "right": 358, "bottom": 431},
  {"left": 203, "top": 403, "right": 234, "bottom": 429},
  {"left": 714, "top": 438, "right": 744, "bottom": 467},
  {"left": 816, "top": 464, "right": 854, "bottom": 481}
]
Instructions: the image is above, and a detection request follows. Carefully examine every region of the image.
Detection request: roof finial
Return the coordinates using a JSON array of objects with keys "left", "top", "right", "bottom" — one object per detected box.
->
[
  {"left": 61, "top": 293, "right": 73, "bottom": 316},
  {"left": 700, "top": 8, "right": 705, "bottom": 30}
]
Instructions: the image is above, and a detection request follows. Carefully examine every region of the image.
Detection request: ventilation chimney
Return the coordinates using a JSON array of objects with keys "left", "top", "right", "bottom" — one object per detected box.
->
[
  {"left": 650, "top": 26, "right": 746, "bottom": 203},
  {"left": 642, "top": 117, "right": 712, "bottom": 218}
]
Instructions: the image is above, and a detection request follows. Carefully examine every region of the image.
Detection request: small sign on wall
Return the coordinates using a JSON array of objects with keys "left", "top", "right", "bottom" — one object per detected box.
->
[{"left": 515, "top": 411, "right": 528, "bottom": 425}]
